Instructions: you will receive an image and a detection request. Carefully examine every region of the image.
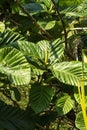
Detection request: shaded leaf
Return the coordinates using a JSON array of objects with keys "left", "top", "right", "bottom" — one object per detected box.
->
[
  {"left": 0, "top": 100, "right": 34, "bottom": 130},
  {"left": 30, "top": 83, "right": 54, "bottom": 113},
  {"left": 23, "top": 3, "right": 44, "bottom": 15}
]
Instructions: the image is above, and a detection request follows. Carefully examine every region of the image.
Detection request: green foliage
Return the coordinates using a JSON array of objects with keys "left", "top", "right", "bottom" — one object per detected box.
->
[
  {"left": 0, "top": 30, "right": 24, "bottom": 48},
  {"left": 23, "top": 3, "right": 45, "bottom": 15},
  {"left": 59, "top": 0, "right": 82, "bottom": 6},
  {"left": 74, "top": 82, "right": 87, "bottom": 107},
  {"left": 30, "top": 83, "right": 54, "bottom": 113},
  {"left": 0, "top": 22, "right": 5, "bottom": 32},
  {"left": 16, "top": 38, "right": 64, "bottom": 65},
  {"left": 56, "top": 93, "right": 74, "bottom": 116},
  {"left": 75, "top": 112, "right": 86, "bottom": 130},
  {"left": 51, "top": 61, "right": 84, "bottom": 86},
  {"left": 63, "top": 0, "right": 87, "bottom": 17},
  {"left": 0, "top": 100, "right": 34, "bottom": 130},
  {"left": 0, "top": 0, "right": 87, "bottom": 130},
  {"left": 0, "top": 47, "right": 31, "bottom": 85},
  {"left": 11, "top": 87, "right": 21, "bottom": 101}
]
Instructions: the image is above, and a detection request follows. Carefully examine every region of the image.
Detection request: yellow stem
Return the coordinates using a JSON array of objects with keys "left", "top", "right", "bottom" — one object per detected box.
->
[
  {"left": 78, "top": 80, "right": 87, "bottom": 130},
  {"left": 45, "top": 45, "right": 48, "bottom": 65}
]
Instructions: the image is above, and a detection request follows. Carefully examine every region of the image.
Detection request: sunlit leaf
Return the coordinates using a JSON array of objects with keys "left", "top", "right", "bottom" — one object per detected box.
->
[
  {"left": 56, "top": 93, "right": 74, "bottom": 116},
  {"left": 17, "top": 38, "right": 64, "bottom": 67},
  {"left": 51, "top": 61, "right": 84, "bottom": 86},
  {"left": 75, "top": 111, "right": 86, "bottom": 130},
  {"left": 0, "top": 22, "right": 5, "bottom": 32},
  {"left": 0, "top": 30, "right": 24, "bottom": 48},
  {"left": 0, "top": 47, "right": 31, "bottom": 85},
  {"left": 45, "top": 21, "right": 56, "bottom": 30}
]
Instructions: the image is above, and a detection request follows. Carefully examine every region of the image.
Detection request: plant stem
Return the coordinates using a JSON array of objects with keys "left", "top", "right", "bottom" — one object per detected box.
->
[
  {"left": 78, "top": 80, "right": 87, "bottom": 130},
  {"left": 78, "top": 50, "right": 87, "bottom": 130},
  {"left": 51, "top": 0, "right": 67, "bottom": 50},
  {"left": 14, "top": 0, "right": 53, "bottom": 40},
  {"left": 45, "top": 45, "right": 48, "bottom": 65}
]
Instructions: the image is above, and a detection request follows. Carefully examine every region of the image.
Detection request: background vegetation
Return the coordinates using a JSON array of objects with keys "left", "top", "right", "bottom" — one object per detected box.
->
[{"left": 0, "top": 0, "right": 87, "bottom": 129}]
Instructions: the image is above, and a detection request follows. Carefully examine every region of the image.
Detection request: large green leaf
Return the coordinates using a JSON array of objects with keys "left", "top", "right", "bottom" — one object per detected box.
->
[
  {"left": 0, "top": 100, "right": 34, "bottom": 130},
  {"left": 16, "top": 40, "right": 47, "bottom": 64},
  {"left": 17, "top": 40, "right": 46, "bottom": 71},
  {"left": 51, "top": 61, "right": 85, "bottom": 86},
  {"left": 0, "top": 47, "right": 31, "bottom": 85},
  {"left": 16, "top": 38, "right": 64, "bottom": 66},
  {"left": 11, "top": 39, "right": 64, "bottom": 80},
  {"left": 17, "top": 40, "right": 40, "bottom": 58},
  {"left": 56, "top": 93, "right": 74, "bottom": 116},
  {"left": 30, "top": 83, "right": 54, "bottom": 113},
  {"left": 75, "top": 111, "right": 86, "bottom": 130}
]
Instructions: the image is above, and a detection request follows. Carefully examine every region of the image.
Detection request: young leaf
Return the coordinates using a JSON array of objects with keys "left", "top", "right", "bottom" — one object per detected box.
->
[{"left": 45, "top": 21, "right": 56, "bottom": 30}]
